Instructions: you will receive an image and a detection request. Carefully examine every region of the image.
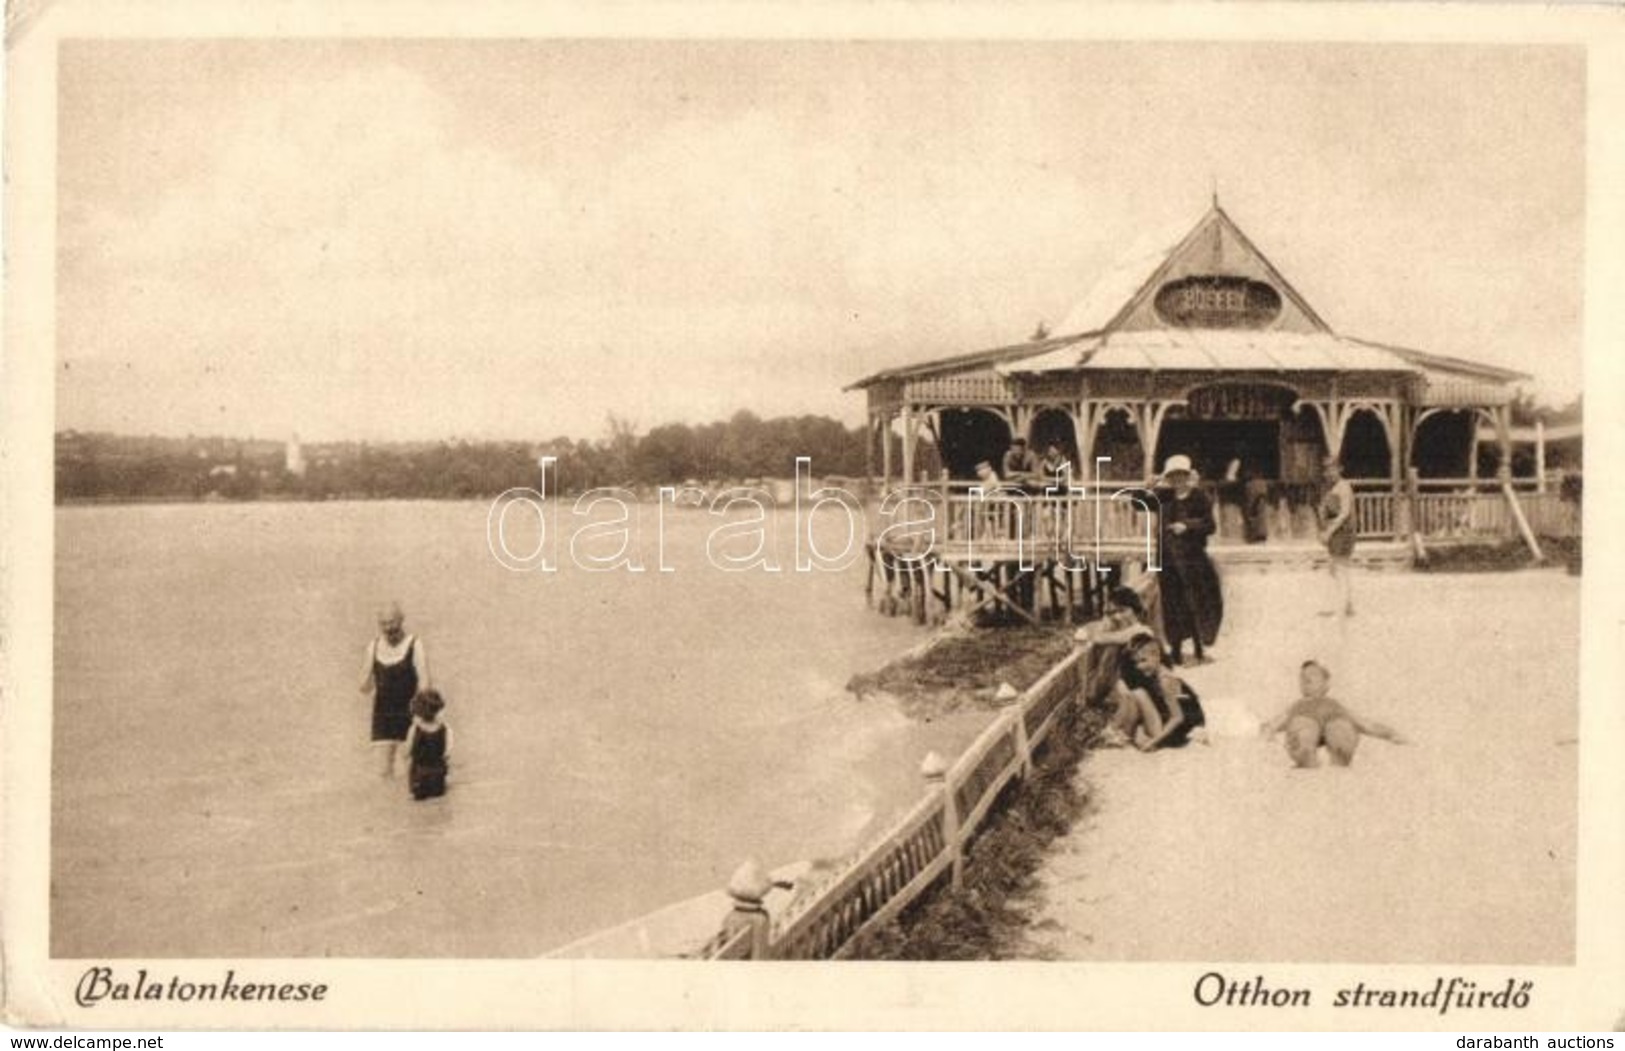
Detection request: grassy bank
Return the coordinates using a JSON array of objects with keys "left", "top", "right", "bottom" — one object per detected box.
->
[
  {"left": 846, "top": 698, "right": 1106, "bottom": 960},
  {"left": 847, "top": 626, "right": 1079, "bottom": 721}
]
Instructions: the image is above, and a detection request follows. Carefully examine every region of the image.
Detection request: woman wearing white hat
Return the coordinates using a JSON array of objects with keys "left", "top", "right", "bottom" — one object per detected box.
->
[{"left": 1153, "top": 454, "right": 1224, "bottom": 665}]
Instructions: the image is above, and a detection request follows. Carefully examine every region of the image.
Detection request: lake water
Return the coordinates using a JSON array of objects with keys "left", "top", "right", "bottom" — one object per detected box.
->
[{"left": 52, "top": 500, "right": 990, "bottom": 957}]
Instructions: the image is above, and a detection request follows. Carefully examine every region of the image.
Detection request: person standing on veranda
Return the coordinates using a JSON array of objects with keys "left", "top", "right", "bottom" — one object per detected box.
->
[
  {"left": 1001, "top": 436, "right": 1041, "bottom": 491},
  {"left": 359, "top": 601, "right": 431, "bottom": 778},
  {"left": 1317, "top": 457, "right": 1358, "bottom": 617}
]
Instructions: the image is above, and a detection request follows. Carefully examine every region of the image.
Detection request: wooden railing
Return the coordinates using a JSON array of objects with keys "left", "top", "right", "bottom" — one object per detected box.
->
[
  {"left": 705, "top": 642, "right": 1104, "bottom": 960},
  {"left": 1412, "top": 490, "right": 1509, "bottom": 539},
  {"left": 880, "top": 476, "right": 1578, "bottom": 555},
  {"left": 1518, "top": 491, "right": 1580, "bottom": 538},
  {"left": 1351, "top": 490, "right": 1397, "bottom": 539},
  {"left": 1342, "top": 478, "right": 1577, "bottom": 544},
  {"left": 901, "top": 374, "right": 1014, "bottom": 405},
  {"left": 882, "top": 480, "right": 1160, "bottom": 560}
]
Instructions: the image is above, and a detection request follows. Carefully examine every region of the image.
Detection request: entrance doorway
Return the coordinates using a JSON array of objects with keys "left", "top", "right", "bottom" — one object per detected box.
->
[
  {"left": 937, "top": 408, "right": 1013, "bottom": 479},
  {"left": 1154, "top": 419, "right": 1280, "bottom": 480}
]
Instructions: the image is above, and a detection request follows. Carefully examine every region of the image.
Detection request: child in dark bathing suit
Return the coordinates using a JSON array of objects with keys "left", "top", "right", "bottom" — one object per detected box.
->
[
  {"left": 1116, "top": 631, "right": 1207, "bottom": 752},
  {"left": 1077, "top": 587, "right": 1165, "bottom": 748},
  {"left": 1260, "top": 660, "right": 1407, "bottom": 768},
  {"left": 403, "top": 689, "right": 453, "bottom": 800}
]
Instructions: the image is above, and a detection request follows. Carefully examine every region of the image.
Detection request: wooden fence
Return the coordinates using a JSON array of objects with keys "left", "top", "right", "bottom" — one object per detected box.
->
[
  {"left": 705, "top": 641, "right": 1102, "bottom": 960},
  {"left": 900, "top": 479, "right": 1573, "bottom": 549},
  {"left": 1514, "top": 491, "right": 1580, "bottom": 538},
  {"left": 889, "top": 480, "right": 1158, "bottom": 555},
  {"left": 1342, "top": 478, "right": 1580, "bottom": 544},
  {"left": 1351, "top": 490, "right": 1398, "bottom": 539}
]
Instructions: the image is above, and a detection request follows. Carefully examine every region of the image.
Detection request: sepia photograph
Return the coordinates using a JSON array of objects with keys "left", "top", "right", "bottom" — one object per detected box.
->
[{"left": 5, "top": 0, "right": 1624, "bottom": 1032}]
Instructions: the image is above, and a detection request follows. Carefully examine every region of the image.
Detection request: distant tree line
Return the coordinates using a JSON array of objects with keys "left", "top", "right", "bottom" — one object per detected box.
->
[{"left": 55, "top": 410, "right": 874, "bottom": 503}]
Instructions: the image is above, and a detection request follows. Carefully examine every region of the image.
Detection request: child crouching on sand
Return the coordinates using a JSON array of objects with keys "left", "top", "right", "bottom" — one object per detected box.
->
[
  {"left": 1260, "top": 661, "right": 1406, "bottom": 768},
  {"left": 1079, "top": 587, "right": 1169, "bottom": 749},
  {"left": 402, "top": 689, "right": 452, "bottom": 800},
  {"left": 1105, "top": 630, "right": 1207, "bottom": 751}
]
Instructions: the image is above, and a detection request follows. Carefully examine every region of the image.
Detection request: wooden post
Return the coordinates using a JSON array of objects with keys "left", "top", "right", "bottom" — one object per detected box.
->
[
  {"left": 1394, "top": 470, "right": 1413, "bottom": 537},
  {"left": 881, "top": 414, "right": 894, "bottom": 492},
  {"left": 921, "top": 751, "right": 961, "bottom": 890},
  {"left": 901, "top": 404, "right": 917, "bottom": 484},
  {"left": 1495, "top": 405, "right": 1513, "bottom": 484},
  {"left": 723, "top": 859, "right": 777, "bottom": 959},
  {"left": 865, "top": 413, "right": 877, "bottom": 483},
  {"left": 1406, "top": 466, "right": 1426, "bottom": 563},
  {"left": 1536, "top": 419, "right": 1547, "bottom": 494},
  {"left": 1503, "top": 479, "right": 1544, "bottom": 563},
  {"left": 1012, "top": 699, "right": 1034, "bottom": 781}
]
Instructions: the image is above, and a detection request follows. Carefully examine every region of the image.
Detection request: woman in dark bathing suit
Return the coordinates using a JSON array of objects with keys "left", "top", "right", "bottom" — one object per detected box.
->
[{"left": 358, "top": 601, "right": 431, "bottom": 778}]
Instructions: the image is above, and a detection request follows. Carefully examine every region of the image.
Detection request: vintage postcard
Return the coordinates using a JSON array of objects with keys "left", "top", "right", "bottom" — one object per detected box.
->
[{"left": 4, "top": 0, "right": 1624, "bottom": 1031}]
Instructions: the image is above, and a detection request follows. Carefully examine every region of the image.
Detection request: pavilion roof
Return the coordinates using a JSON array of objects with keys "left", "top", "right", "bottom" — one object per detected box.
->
[
  {"left": 847, "top": 201, "right": 1529, "bottom": 391},
  {"left": 1000, "top": 329, "right": 1418, "bottom": 375}
]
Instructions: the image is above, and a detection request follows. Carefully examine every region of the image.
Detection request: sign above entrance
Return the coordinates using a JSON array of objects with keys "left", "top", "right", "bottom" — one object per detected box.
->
[
  {"left": 1186, "top": 384, "right": 1297, "bottom": 421},
  {"left": 1154, "top": 276, "right": 1282, "bottom": 329}
]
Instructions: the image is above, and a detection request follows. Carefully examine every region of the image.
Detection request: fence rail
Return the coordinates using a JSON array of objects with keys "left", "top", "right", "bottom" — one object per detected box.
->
[
  {"left": 1412, "top": 491, "right": 1509, "bottom": 539},
  {"left": 1515, "top": 492, "right": 1580, "bottom": 538},
  {"left": 884, "top": 482, "right": 1161, "bottom": 559},
  {"left": 883, "top": 477, "right": 1577, "bottom": 555},
  {"left": 1351, "top": 492, "right": 1395, "bottom": 539},
  {"left": 705, "top": 642, "right": 1101, "bottom": 961},
  {"left": 1340, "top": 478, "right": 1576, "bottom": 544}
]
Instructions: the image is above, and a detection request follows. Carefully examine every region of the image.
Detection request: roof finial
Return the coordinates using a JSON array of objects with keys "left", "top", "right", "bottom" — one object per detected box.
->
[{"left": 1211, "top": 173, "right": 1219, "bottom": 209}]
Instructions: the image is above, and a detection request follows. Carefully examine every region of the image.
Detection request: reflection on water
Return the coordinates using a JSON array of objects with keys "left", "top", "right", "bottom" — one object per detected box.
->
[{"left": 53, "top": 501, "right": 988, "bottom": 957}]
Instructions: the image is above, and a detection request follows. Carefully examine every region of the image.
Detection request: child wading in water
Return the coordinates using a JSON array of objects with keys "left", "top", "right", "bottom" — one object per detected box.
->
[
  {"left": 402, "top": 690, "right": 452, "bottom": 800},
  {"left": 1260, "top": 661, "right": 1407, "bottom": 767}
]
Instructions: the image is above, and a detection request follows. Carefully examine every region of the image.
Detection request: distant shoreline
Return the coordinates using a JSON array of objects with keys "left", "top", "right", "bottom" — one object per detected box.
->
[{"left": 54, "top": 486, "right": 876, "bottom": 509}]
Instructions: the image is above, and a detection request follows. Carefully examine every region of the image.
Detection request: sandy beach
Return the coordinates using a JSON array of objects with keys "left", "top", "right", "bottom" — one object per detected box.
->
[{"left": 1030, "top": 565, "right": 1578, "bottom": 964}]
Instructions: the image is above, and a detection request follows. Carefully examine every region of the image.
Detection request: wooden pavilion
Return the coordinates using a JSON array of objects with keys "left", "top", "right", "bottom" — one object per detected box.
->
[{"left": 849, "top": 202, "right": 1572, "bottom": 622}]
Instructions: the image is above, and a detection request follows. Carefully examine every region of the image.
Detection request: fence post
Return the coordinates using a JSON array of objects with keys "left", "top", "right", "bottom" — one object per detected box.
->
[
  {"left": 1012, "top": 698, "right": 1034, "bottom": 781},
  {"left": 723, "top": 859, "right": 777, "bottom": 959},
  {"left": 921, "top": 750, "right": 961, "bottom": 891},
  {"left": 1394, "top": 470, "right": 1412, "bottom": 537},
  {"left": 1535, "top": 420, "right": 1547, "bottom": 494},
  {"left": 1405, "top": 467, "right": 1422, "bottom": 552},
  {"left": 1502, "top": 479, "right": 1545, "bottom": 563}
]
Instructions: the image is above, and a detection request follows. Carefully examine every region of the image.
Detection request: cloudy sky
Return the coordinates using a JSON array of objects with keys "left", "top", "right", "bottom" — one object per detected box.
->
[{"left": 58, "top": 40, "right": 1585, "bottom": 443}]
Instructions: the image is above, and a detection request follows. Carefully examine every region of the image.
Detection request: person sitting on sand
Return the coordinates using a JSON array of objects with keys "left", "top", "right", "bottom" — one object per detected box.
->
[
  {"left": 1105, "top": 631, "right": 1207, "bottom": 752},
  {"left": 1078, "top": 587, "right": 1159, "bottom": 747},
  {"left": 1259, "top": 660, "right": 1407, "bottom": 768},
  {"left": 1081, "top": 585, "right": 1158, "bottom": 646}
]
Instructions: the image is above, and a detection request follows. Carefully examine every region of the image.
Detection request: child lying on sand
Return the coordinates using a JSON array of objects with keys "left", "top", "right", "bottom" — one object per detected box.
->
[{"left": 1260, "top": 660, "right": 1407, "bottom": 768}]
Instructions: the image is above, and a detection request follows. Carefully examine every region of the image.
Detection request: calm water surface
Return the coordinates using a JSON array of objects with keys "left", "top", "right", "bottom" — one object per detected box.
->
[{"left": 53, "top": 500, "right": 989, "bottom": 957}]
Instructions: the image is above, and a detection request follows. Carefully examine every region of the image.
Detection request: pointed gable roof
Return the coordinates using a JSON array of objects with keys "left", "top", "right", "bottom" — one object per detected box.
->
[
  {"left": 1056, "top": 202, "right": 1331, "bottom": 337},
  {"left": 848, "top": 200, "right": 1523, "bottom": 391}
]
